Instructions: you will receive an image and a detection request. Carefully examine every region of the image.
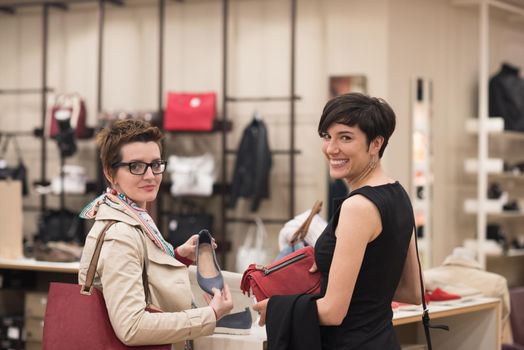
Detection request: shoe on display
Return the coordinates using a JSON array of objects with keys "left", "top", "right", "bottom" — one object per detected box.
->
[
  {"left": 215, "top": 307, "right": 252, "bottom": 335},
  {"left": 196, "top": 229, "right": 224, "bottom": 295},
  {"left": 428, "top": 288, "right": 461, "bottom": 302}
]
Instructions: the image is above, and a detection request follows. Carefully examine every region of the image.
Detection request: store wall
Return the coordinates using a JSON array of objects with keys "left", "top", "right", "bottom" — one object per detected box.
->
[
  {"left": 1, "top": 0, "right": 523, "bottom": 270},
  {"left": 0, "top": 0, "right": 390, "bottom": 270}
]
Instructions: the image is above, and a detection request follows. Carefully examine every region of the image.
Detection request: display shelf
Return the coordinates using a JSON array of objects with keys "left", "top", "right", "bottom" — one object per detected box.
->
[
  {"left": 487, "top": 211, "right": 524, "bottom": 219},
  {"left": 0, "top": 258, "right": 79, "bottom": 274},
  {"left": 393, "top": 297, "right": 500, "bottom": 350},
  {"left": 488, "top": 172, "right": 524, "bottom": 181},
  {"left": 466, "top": 118, "right": 524, "bottom": 141},
  {"left": 456, "top": 0, "right": 524, "bottom": 269},
  {"left": 464, "top": 198, "right": 506, "bottom": 214}
]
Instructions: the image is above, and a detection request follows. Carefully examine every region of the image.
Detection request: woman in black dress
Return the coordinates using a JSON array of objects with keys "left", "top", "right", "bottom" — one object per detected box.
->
[{"left": 254, "top": 93, "right": 423, "bottom": 349}]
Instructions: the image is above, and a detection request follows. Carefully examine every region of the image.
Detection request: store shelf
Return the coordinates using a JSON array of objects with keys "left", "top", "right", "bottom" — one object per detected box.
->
[
  {"left": 464, "top": 158, "right": 504, "bottom": 173},
  {"left": 488, "top": 172, "right": 524, "bottom": 181},
  {"left": 464, "top": 198, "right": 507, "bottom": 214},
  {"left": 487, "top": 211, "right": 524, "bottom": 219},
  {"left": 466, "top": 118, "right": 524, "bottom": 141},
  {"left": 486, "top": 249, "right": 524, "bottom": 259}
]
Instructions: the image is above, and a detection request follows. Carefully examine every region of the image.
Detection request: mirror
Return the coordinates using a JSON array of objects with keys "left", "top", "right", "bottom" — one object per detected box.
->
[{"left": 411, "top": 77, "right": 433, "bottom": 268}]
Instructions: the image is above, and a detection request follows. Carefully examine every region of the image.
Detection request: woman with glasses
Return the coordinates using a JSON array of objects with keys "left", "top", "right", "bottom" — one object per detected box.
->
[{"left": 78, "top": 119, "right": 233, "bottom": 349}]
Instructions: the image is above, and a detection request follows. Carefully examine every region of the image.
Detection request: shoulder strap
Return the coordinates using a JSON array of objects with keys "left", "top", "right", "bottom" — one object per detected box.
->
[
  {"left": 81, "top": 220, "right": 154, "bottom": 306},
  {"left": 413, "top": 224, "right": 449, "bottom": 350},
  {"left": 81, "top": 220, "right": 116, "bottom": 294}
]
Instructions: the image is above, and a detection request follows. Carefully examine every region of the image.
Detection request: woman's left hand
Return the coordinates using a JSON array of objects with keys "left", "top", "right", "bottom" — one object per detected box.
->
[
  {"left": 252, "top": 298, "right": 269, "bottom": 326},
  {"left": 177, "top": 234, "right": 217, "bottom": 261}
]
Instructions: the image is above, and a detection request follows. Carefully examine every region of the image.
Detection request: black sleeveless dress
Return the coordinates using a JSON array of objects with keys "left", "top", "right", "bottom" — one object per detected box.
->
[{"left": 314, "top": 182, "right": 414, "bottom": 350}]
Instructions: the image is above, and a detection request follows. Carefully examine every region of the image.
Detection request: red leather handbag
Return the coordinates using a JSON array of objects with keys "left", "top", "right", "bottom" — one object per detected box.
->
[
  {"left": 164, "top": 92, "right": 216, "bottom": 131},
  {"left": 240, "top": 246, "right": 321, "bottom": 302},
  {"left": 42, "top": 221, "right": 170, "bottom": 350}
]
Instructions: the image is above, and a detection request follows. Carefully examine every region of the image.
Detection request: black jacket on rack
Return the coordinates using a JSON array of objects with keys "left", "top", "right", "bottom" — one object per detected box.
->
[
  {"left": 489, "top": 63, "right": 524, "bottom": 132},
  {"left": 228, "top": 118, "right": 272, "bottom": 212}
]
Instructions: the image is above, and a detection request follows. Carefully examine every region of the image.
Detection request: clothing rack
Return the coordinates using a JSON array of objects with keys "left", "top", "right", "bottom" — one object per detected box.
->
[
  {"left": 0, "top": 0, "right": 124, "bottom": 214},
  {"left": 219, "top": 0, "right": 299, "bottom": 264},
  {"left": 2, "top": 1, "right": 300, "bottom": 264}
]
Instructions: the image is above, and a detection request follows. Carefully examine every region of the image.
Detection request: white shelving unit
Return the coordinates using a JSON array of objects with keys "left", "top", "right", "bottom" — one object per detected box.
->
[{"left": 455, "top": 0, "right": 524, "bottom": 269}]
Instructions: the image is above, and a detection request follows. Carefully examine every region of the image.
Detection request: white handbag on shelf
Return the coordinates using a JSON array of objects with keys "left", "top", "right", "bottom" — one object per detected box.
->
[
  {"left": 168, "top": 153, "right": 215, "bottom": 197},
  {"left": 235, "top": 218, "right": 271, "bottom": 273}
]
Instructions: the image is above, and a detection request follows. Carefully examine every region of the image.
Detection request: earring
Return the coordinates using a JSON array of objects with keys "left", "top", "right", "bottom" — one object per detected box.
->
[{"left": 369, "top": 156, "right": 377, "bottom": 170}]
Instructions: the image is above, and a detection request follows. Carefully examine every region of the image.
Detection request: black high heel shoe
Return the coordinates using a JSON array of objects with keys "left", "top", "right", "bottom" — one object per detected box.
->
[{"left": 196, "top": 229, "right": 224, "bottom": 295}]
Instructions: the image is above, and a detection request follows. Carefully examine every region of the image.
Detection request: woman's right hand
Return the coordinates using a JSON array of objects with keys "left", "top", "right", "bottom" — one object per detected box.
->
[
  {"left": 309, "top": 261, "right": 318, "bottom": 273},
  {"left": 204, "top": 283, "right": 233, "bottom": 320}
]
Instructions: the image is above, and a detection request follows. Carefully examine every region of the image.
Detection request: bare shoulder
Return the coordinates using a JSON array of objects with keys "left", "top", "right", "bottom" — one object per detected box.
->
[
  {"left": 340, "top": 193, "right": 378, "bottom": 215},
  {"left": 337, "top": 194, "right": 381, "bottom": 240}
]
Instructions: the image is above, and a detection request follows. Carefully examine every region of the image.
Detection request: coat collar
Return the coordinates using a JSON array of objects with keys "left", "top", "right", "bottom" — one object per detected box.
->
[{"left": 94, "top": 203, "right": 141, "bottom": 227}]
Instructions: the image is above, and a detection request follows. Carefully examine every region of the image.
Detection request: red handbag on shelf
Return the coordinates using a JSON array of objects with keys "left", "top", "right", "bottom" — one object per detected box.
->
[
  {"left": 164, "top": 92, "right": 216, "bottom": 131},
  {"left": 240, "top": 246, "right": 321, "bottom": 302}
]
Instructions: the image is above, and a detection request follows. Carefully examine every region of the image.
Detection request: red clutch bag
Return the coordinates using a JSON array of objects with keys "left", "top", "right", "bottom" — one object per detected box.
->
[
  {"left": 240, "top": 246, "right": 321, "bottom": 302},
  {"left": 163, "top": 92, "right": 216, "bottom": 131}
]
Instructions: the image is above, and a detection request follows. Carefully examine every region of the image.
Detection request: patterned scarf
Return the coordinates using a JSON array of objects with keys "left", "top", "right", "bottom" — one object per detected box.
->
[{"left": 79, "top": 188, "right": 175, "bottom": 257}]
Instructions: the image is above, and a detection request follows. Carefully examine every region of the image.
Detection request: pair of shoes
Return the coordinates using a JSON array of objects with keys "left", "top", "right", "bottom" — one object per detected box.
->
[
  {"left": 215, "top": 307, "right": 253, "bottom": 335},
  {"left": 196, "top": 229, "right": 224, "bottom": 295}
]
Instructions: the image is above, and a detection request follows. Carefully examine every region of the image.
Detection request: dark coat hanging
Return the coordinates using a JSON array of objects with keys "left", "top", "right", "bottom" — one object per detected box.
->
[{"left": 228, "top": 118, "right": 272, "bottom": 212}]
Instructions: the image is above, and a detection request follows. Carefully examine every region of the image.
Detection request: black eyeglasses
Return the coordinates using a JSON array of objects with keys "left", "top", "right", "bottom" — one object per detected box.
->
[{"left": 112, "top": 160, "right": 167, "bottom": 175}]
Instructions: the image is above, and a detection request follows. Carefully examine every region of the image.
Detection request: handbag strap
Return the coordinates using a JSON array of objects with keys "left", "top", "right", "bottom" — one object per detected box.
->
[
  {"left": 81, "top": 220, "right": 116, "bottom": 294},
  {"left": 290, "top": 200, "right": 323, "bottom": 244},
  {"left": 413, "top": 224, "right": 449, "bottom": 350},
  {"left": 81, "top": 220, "right": 154, "bottom": 306}
]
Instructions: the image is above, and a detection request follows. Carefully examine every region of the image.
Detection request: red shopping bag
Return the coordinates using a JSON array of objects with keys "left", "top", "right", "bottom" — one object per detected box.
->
[{"left": 164, "top": 92, "right": 216, "bottom": 131}]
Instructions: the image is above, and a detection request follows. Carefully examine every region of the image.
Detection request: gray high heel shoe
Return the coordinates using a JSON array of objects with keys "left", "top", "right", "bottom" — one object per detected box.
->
[{"left": 196, "top": 229, "right": 224, "bottom": 295}]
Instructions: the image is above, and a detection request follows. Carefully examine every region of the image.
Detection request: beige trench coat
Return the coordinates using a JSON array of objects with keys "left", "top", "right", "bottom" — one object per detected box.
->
[{"left": 78, "top": 204, "right": 216, "bottom": 349}]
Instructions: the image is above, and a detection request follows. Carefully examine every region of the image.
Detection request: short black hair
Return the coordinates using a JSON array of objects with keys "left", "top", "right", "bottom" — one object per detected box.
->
[{"left": 318, "top": 92, "right": 396, "bottom": 158}]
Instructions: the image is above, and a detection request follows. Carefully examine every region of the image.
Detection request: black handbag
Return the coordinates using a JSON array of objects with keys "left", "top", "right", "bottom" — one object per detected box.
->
[
  {"left": 167, "top": 200, "right": 213, "bottom": 247},
  {"left": 0, "top": 135, "right": 29, "bottom": 196},
  {"left": 37, "top": 209, "right": 85, "bottom": 244}
]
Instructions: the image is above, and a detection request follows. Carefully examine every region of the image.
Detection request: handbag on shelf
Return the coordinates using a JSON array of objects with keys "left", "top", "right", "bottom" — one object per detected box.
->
[
  {"left": 37, "top": 208, "right": 85, "bottom": 244},
  {"left": 240, "top": 245, "right": 321, "bottom": 302},
  {"left": 164, "top": 92, "right": 216, "bottom": 131},
  {"left": 0, "top": 181, "right": 23, "bottom": 259},
  {"left": 168, "top": 153, "right": 215, "bottom": 197},
  {"left": 167, "top": 200, "right": 214, "bottom": 248},
  {"left": 46, "top": 93, "right": 88, "bottom": 139},
  {"left": 235, "top": 218, "right": 271, "bottom": 273},
  {"left": 42, "top": 221, "right": 171, "bottom": 350},
  {"left": 0, "top": 135, "right": 29, "bottom": 196}
]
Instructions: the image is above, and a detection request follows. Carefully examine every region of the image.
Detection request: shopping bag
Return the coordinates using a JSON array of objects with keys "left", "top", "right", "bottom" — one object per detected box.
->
[
  {"left": 164, "top": 92, "right": 216, "bottom": 131},
  {"left": 235, "top": 218, "right": 271, "bottom": 273},
  {"left": 0, "top": 181, "right": 23, "bottom": 259}
]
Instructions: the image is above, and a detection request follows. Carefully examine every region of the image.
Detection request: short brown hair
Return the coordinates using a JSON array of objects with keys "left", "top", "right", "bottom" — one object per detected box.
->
[{"left": 96, "top": 119, "right": 164, "bottom": 180}]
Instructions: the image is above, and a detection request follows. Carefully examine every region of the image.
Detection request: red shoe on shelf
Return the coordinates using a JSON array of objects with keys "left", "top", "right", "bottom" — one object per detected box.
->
[{"left": 428, "top": 287, "right": 461, "bottom": 302}]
